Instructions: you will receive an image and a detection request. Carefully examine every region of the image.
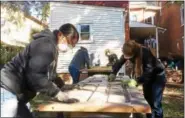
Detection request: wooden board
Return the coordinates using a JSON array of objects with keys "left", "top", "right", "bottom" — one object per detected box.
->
[
  {"left": 33, "top": 75, "right": 151, "bottom": 113},
  {"left": 87, "top": 66, "right": 112, "bottom": 73},
  {"left": 65, "top": 90, "right": 93, "bottom": 102}
]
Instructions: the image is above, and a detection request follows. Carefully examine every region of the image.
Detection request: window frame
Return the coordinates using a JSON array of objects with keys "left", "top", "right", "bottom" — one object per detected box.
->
[
  {"left": 76, "top": 23, "right": 93, "bottom": 43},
  {"left": 180, "top": 4, "right": 184, "bottom": 26},
  {"left": 1, "top": 17, "right": 5, "bottom": 26},
  {"left": 160, "top": 2, "right": 162, "bottom": 16}
]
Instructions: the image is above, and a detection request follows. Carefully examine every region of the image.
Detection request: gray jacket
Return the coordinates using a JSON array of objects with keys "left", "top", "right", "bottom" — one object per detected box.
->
[{"left": 1, "top": 29, "right": 60, "bottom": 102}]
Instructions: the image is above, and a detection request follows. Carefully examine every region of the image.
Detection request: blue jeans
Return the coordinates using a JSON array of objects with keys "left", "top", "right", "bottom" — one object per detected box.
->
[
  {"left": 1, "top": 87, "right": 33, "bottom": 118},
  {"left": 143, "top": 74, "right": 166, "bottom": 118},
  {"left": 1, "top": 87, "right": 18, "bottom": 117},
  {"left": 69, "top": 66, "right": 80, "bottom": 84}
]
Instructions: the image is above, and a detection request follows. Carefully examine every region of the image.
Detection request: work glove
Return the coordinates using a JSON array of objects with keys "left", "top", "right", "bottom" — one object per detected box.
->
[
  {"left": 61, "top": 84, "right": 75, "bottom": 91},
  {"left": 108, "top": 73, "right": 116, "bottom": 82},
  {"left": 54, "top": 91, "right": 79, "bottom": 103},
  {"left": 53, "top": 77, "right": 65, "bottom": 89},
  {"left": 136, "top": 76, "right": 145, "bottom": 85},
  {"left": 127, "top": 79, "right": 138, "bottom": 87}
]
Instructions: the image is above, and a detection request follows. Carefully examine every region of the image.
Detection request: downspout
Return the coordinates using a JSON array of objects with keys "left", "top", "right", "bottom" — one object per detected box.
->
[
  {"left": 156, "top": 27, "right": 159, "bottom": 58},
  {"left": 124, "top": 10, "right": 129, "bottom": 41}
]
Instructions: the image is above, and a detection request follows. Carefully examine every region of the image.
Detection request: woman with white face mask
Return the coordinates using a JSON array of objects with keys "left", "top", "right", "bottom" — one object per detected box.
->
[
  {"left": 53, "top": 24, "right": 79, "bottom": 52},
  {"left": 109, "top": 40, "right": 166, "bottom": 118},
  {"left": 1, "top": 23, "right": 79, "bottom": 118}
]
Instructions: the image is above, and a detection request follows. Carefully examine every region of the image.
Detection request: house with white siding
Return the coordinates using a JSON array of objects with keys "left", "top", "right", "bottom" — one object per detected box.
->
[
  {"left": 1, "top": 7, "right": 47, "bottom": 47},
  {"left": 49, "top": 2, "right": 126, "bottom": 74}
]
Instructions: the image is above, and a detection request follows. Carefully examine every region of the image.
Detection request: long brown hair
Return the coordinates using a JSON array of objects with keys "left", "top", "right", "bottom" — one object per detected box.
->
[{"left": 122, "top": 40, "right": 143, "bottom": 78}]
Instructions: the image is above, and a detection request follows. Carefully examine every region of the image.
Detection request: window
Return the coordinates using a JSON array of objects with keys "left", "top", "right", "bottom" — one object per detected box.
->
[
  {"left": 80, "top": 25, "right": 90, "bottom": 40},
  {"left": 180, "top": 4, "right": 184, "bottom": 26},
  {"left": 183, "top": 36, "right": 184, "bottom": 46},
  {"left": 145, "top": 16, "right": 154, "bottom": 25},
  {"left": 160, "top": 2, "right": 162, "bottom": 16},
  {"left": 130, "top": 15, "right": 137, "bottom": 22},
  {"left": 77, "top": 24, "right": 93, "bottom": 43},
  {"left": 146, "top": 1, "right": 158, "bottom": 6},
  {"left": 1, "top": 17, "right": 5, "bottom": 26}
]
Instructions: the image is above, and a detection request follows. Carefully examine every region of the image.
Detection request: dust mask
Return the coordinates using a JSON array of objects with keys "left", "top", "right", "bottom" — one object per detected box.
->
[
  {"left": 58, "top": 44, "right": 73, "bottom": 53},
  {"left": 58, "top": 36, "right": 73, "bottom": 52}
]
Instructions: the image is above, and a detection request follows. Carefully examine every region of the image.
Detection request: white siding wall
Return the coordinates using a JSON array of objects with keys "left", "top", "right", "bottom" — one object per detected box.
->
[{"left": 50, "top": 3, "right": 125, "bottom": 74}]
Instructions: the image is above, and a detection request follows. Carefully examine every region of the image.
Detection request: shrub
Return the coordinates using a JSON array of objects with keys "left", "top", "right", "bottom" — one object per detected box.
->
[{"left": 0, "top": 44, "right": 23, "bottom": 64}]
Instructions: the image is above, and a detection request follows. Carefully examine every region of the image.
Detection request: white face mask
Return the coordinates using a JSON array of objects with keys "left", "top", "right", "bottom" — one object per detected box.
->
[
  {"left": 58, "top": 44, "right": 73, "bottom": 53},
  {"left": 124, "top": 55, "right": 134, "bottom": 60}
]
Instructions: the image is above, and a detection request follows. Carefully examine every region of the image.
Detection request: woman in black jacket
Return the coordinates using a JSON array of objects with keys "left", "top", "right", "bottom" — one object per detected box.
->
[
  {"left": 109, "top": 40, "right": 166, "bottom": 118},
  {"left": 1, "top": 23, "right": 79, "bottom": 117}
]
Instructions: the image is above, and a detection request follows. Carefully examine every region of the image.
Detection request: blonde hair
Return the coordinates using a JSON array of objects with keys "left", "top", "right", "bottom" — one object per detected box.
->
[{"left": 105, "top": 49, "right": 110, "bottom": 56}]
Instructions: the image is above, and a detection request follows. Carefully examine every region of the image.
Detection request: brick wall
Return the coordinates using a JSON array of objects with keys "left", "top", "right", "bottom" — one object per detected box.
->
[{"left": 157, "top": 2, "right": 184, "bottom": 57}]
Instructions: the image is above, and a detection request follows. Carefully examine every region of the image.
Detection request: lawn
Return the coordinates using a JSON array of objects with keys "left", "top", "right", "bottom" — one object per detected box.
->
[{"left": 162, "top": 83, "right": 184, "bottom": 118}]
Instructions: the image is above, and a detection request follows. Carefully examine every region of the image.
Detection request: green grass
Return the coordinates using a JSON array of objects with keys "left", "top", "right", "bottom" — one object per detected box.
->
[
  {"left": 163, "top": 83, "right": 184, "bottom": 118},
  {"left": 163, "top": 96, "right": 184, "bottom": 117}
]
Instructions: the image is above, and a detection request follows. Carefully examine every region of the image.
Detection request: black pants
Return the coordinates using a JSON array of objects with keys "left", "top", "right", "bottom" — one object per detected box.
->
[
  {"left": 16, "top": 102, "right": 33, "bottom": 118},
  {"left": 143, "top": 74, "right": 166, "bottom": 118}
]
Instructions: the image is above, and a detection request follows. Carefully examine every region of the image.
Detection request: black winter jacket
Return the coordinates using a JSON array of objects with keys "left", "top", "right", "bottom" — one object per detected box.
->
[
  {"left": 1, "top": 29, "right": 60, "bottom": 102},
  {"left": 112, "top": 47, "right": 165, "bottom": 83}
]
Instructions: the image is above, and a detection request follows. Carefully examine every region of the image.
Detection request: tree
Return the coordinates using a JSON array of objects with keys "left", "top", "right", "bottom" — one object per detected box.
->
[
  {"left": 1, "top": 1, "right": 50, "bottom": 26},
  {"left": 166, "top": 1, "right": 184, "bottom": 6}
]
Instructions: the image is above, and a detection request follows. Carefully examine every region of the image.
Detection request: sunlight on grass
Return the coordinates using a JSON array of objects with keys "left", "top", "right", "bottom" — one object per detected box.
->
[
  {"left": 163, "top": 96, "right": 184, "bottom": 117},
  {"left": 162, "top": 84, "right": 184, "bottom": 118}
]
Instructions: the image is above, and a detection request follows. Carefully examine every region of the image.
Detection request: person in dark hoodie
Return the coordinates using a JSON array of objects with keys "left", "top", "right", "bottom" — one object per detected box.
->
[
  {"left": 109, "top": 40, "right": 166, "bottom": 118},
  {"left": 69, "top": 46, "right": 90, "bottom": 84},
  {"left": 0, "top": 23, "right": 79, "bottom": 118}
]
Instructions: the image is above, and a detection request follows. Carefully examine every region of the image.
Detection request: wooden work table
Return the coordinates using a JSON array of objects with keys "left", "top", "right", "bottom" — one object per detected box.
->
[
  {"left": 86, "top": 66, "right": 113, "bottom": 76},
  {"left": 87, "top": 66, "right": 112, "bottom": 73},
  {"left": 32, "top": 75, "right": 151, "bottom": 117}
]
